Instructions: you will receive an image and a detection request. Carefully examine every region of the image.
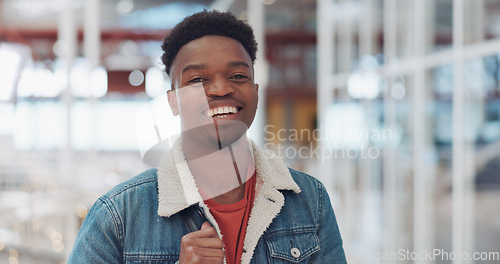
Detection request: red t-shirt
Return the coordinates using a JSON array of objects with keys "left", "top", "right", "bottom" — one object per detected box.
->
[{"left": 204, "top": 172, "right": 256, "bottom": 264}]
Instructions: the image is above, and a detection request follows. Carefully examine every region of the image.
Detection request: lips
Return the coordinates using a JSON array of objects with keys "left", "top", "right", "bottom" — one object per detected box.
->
[{"left": 204, "top": 106, "right": 240, "bottom": 118}]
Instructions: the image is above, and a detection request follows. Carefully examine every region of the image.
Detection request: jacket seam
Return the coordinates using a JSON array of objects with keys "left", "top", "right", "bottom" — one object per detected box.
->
[
  {"left": 317, "top": 179, "right": 323, "bottom": 227},
  {"left": 97, "top": 174, "right": 158, "bottom": 252},
  {"left": 104, "top": 175, "right": 158, "bottom": 200},
  {"left": 124, "top": 253, "right": 179, "bottom": 260},
  {"left": 288, "top": 168, "right": 323, "bottom": 225},
  {"left": 262, "top": 226, "right": 318, "bottom": 239},
  {"left": 98, "top": 197, "right": 125, "bottom": 251}
]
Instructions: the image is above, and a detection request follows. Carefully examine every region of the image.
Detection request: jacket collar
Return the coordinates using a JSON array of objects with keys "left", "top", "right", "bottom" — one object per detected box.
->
[{"left": 156, "top": 138, "right": 300, "bottom": 217}]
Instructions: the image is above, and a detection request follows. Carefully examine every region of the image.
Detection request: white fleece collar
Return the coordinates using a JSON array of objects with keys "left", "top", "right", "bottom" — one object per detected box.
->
[{"left": 156, "top": 138, "right": 300, "bottom": 218}]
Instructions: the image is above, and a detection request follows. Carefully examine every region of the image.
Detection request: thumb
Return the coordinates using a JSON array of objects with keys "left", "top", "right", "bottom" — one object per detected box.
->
[{"left": 200, "top": 221, "right": 212, "bottom": 230}]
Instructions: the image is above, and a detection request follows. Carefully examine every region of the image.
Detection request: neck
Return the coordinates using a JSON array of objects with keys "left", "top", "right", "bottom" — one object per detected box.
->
[{"left": 182, "top": 134, "right": 253, "bottom": 204}]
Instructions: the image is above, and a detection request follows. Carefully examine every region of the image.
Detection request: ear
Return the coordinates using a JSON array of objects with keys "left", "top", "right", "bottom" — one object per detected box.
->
[
  {"left": 167, "top": 90, "right": 179, "bottom": 116},
  {"left": 255, "top": 83, "right": 259, "bottom": 109}
]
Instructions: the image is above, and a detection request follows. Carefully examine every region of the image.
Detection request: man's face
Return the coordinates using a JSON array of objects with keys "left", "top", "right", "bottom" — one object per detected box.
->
[{"left": 167, "top": 35, "right": 259, "bottom": 147}]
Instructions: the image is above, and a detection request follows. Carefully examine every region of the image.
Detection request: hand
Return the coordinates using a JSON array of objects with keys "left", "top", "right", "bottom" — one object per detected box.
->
[{"left": 179, "top": 222, "right": 224, "bottom": 264}]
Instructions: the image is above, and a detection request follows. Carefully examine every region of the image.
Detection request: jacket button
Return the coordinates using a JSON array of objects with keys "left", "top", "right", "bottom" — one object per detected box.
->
[{"left": 290, "top": 247, "right": 301, "bottom": 258}]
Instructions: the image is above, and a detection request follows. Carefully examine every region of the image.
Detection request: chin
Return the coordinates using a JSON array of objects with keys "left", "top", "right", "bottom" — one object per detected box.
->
[
  {"left": 180, "top": 120, "right": 247, "bottom": 152},
  {"left": 214, "top": 119, "right": 248, "bottom": 148}
]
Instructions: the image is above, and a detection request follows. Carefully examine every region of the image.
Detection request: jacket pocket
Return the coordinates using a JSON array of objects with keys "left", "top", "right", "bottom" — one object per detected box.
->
[{"left": 265, "top": 231, "right": 320, "bottom": 263}]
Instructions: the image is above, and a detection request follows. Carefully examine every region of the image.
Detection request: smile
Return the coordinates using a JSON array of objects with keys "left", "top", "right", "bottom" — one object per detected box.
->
[{"left": 204, "top": 106, "right": 239, "bottom": 118}]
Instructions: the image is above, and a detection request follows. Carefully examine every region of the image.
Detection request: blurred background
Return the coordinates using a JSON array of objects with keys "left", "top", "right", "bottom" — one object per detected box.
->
[{"left": 1, "top": 0, "right": 500, "bottom": 263}]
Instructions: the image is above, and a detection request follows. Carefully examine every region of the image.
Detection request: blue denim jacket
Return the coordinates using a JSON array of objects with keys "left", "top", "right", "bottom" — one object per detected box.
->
[{"left": 68, "top": 140, "right": 346, "bottom": 263}]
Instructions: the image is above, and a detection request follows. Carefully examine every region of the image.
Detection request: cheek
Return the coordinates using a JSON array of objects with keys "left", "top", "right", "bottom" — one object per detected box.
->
[
  {"left": 243, "top": 89, "right": 259, "bottom": 121},
  {"left": 176, "top": 85, "right": 209, "bottom": 112},
  {"left": 248, "top": 89, "right": 259, "bottom": 107}
]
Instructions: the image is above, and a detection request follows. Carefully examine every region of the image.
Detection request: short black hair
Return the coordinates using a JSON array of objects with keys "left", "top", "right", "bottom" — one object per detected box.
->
[{"left": 161, "top": 10, "right": 258, "bottom": 76}]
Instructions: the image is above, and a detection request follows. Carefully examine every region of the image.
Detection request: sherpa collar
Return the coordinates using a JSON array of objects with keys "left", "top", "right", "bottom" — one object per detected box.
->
[{"left": 156, "top": 138, "right": 301, "bottom": 217}]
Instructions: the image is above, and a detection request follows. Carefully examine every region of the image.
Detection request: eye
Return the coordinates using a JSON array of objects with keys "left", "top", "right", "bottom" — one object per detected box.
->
[
  {"left": 230, "top": 74, "right": 249, "bottom": 80},
  {"left": 188, "top": 77, "right": 207, "bottom": 83}
]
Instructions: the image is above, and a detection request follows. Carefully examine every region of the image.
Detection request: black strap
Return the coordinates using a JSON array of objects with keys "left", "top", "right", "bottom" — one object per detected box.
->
[
  {"left": 180, "top": 205, "right": 206, "bottom": 233},
  {"left": 180, "top": 207, "right": 198, "bottom": 233}
]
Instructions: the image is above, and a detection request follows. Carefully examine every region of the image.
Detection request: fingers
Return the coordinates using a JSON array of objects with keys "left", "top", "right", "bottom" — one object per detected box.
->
[
  {"left": 185, "top": 246, "right": 225, "bottom": 259},
  {"left": 195, "top": 222, "right": 219, "bottom": 238},
  {"left": 181, "top": 236, "right": 224, "bottom": 249},
  {"left": 179, "top": 222, "right": 224, "bottom": 264}
]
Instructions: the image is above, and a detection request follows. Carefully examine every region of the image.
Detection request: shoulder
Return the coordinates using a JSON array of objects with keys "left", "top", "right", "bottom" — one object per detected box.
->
[
  {"left": 269, "top": 168, "right": 327, "bottom": 230},
  {"left": 284, "top": 168, "right": 331, "bottom": 217},
  {"left": 287, "top": 168, "right": 325, "bottom": 194},
  {"left": 282, "top": 168, "right": 328, "bottom": 210},
  {"left": 85, "top": 168, "right": 160, "bottom": 227},
  {"left": 101, "top": 168, "right": 158, "bottom": 201}
]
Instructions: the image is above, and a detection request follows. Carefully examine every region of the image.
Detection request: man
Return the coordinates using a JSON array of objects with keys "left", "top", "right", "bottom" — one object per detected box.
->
[{"left": 68, "top": 10, "right": 346, "bottom": 264}]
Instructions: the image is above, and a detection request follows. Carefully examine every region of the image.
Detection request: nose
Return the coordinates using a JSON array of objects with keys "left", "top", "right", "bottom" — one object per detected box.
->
[{"left": 205, "top": 76, "right": 234, "bottom": 97}]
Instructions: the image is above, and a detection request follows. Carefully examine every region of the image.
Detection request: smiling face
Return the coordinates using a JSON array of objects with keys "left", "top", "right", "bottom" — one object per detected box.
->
[{"left": 167, "top": 35, "right": 259, "bottom": 149}]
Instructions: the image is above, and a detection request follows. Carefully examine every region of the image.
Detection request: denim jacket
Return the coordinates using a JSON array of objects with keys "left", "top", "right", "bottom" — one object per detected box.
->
[{"left": 68, "top": 140, "right": 347, "bottom": 263}]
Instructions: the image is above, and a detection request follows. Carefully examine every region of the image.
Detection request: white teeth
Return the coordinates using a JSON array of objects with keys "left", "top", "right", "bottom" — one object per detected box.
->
[{"left": 206, "top": 106, "right": 239, "bottom": 117}]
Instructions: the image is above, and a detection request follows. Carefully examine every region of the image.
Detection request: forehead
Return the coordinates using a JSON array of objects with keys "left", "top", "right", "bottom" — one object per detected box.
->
[{"left": 171, "top": 35, "right": 252, "bottom": 74}]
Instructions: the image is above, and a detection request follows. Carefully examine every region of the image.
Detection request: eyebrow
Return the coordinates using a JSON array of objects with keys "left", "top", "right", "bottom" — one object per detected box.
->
[
  {"left": 181, "top": 61, "right": 250, "bottom": 74},
  {"left": 182, "top": 64, "right": 206, "bottom": 74},
  {"left": 227, "top": 61, "right": 250, "bottom": 69}
]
